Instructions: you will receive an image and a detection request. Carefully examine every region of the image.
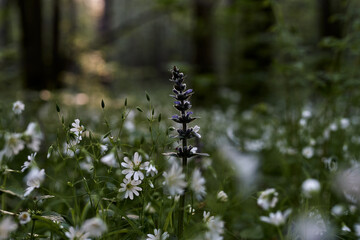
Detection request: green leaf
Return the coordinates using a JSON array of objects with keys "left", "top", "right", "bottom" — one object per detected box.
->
[
  {"left": 145, "top": 91, "right": 150, "bottom": 101},
  {"left": 101, "top": 99, "right": 105, "bottom": 109},
  {"left": 56, "top": 103, "right": 60, "bottom": 113},
  {"left": 164, "top": 201, "right": 177, "bottom": 231},
  {"left": 103, "top": 131, "right": 112, "bottom": 139},
  {"left": 136, "top": 106, "right": 143, "bottom": 112}
]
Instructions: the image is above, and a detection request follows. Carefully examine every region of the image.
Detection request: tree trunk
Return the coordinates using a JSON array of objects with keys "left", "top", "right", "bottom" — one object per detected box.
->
[
  {"left": 317, "top": 0, "right": 346, "bottom": 73},
  {"left": 98, "top": 0, "right": 113, "bottom": 37},
  {"left": 0, "top": 0, "right": 11, "bottom": 47},
  {"left": 233, "top": 0, "right": 274, "bottom": 106},
  {"left": 318, "top": 0, "right": 343, "bottom": 39},
  {"left": 17, "top": 0, "right": 46, "bottom": 90},
  {"left": 52, "top": 0, "right": 62, "bottom": 88},
  {"left": 192, "top": 0, "right": 215, "bottom": 74}
]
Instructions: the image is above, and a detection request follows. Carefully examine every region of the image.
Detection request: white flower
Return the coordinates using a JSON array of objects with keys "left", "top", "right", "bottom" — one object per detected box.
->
[
  {"left": 121, "top": 152, "right": 149, "bottom": 180},
  {"left": 302, "top": 178, "right": 321, "bottom": 198},
  {"left": 12, "top": 101, "right": 25, "bottom": 115},
  {"left": 329, "top": 122, "right": 338, "bottom": 131},
  {"left": 18, "top": 212, "right": 31, "bottom": 225},
  {"left": 63, "top": 141, "right": 78, "bottom": 157},
  {"left": 187, "top": 205, "right": 195, "bottom": 215},
  {"left": 203, "top": 212, "right": 224, "bottom": 240},
  {"left": 162, "top": 163, "right": 187, "bottom": 196},
  {"left": 190, "top": 147, "right": 198, "bottom": 154},
  {"left": 1, "top": 133, "right": 25, "bottom": 158},
  {"left": 100, "top": 144, "right": 108, "bottom": 154},
  {"left": 24, "top": 167, "right": 45, "bottom": 197},
  {"left": 70, "top": 119, "right": 84, "bottom": 141},
  {"left": 192, "top": 125, "right": 201, "bottom": 138},
  {"left": 80, "top": 161, "right": 93, "bottom": 173},
  {"left": 65, "top": 227, "right": 90, "bottom": 240},
  {"left": 331, "top": 204, "right": 346, "bottom": 217},
  {"left": 119, "top": 178, "right": 142, "bottom": 200},
  {"left": 190, "top": 168, "right": 206, "bottom": 200},
  {"left": 302, "top": 146, "right": 314, "bottom": 159},
  {"left": 340, "top": 118, "right": 350, "bottom": 129},
  {"left": 0, "top": 217, "right": 18, "bottom": 240},
  {"left": 302, "top": 110, "right": 312, "bottom": 119},
  {"left": 257, "top": 188, "right": 278, "bottom": 210},
  {"left": 24, "top": 122, "right": 43, "bottom": 152},
  {"left": 349, "top": 205, "right": 357, "bottom": 214},
  {"left": 80, "top": 217, "right": 107, "bottom": 238},
  {"left": 203, "top": 211, "right": 213, "bottom": 223},
  {"left": 355, "top": 223, "right": 360, "bottom": 236},
  {"left": 146, "top": 229, "right": 169, "bottom": 240},
  {"left": 100, "top": 152, "right": 119, "bottom": 168},
  {"left": 145, "top": 202, "right": 156, "bottom": 213},
  {"left": 293, "top": 213, "right": 329, "bottom": 239},
  {"left": 124, "top": 110, "right": 136, "bottom": 132},
  {"left": 217, "top": 191, "right": 228, "bottom": 202},
  {"left": 146, "top": 163, "right": 158, "bottom": 177},
  {"left": 341, "top": 223, "right": 351, "bottom": 232},
  {"left": 21, "top": 153, "right": 37, "bottom": 172},
  {"left": 260, "top": 209, "right": 292, "bottom": 226},
  {"left": 299, "top": 118, "right": 307, "bottom": 127}
]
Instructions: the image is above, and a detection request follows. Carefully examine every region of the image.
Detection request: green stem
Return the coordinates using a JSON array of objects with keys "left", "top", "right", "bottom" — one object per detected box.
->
[
  {"left": 30, "top": 219, "right": 36, "bottom": 240},
  {"left": 277, "top": 227, "right": 285, "bottom": 240},
  {"left": 1, "top": 174, "right": 7, "bottom": 210}
]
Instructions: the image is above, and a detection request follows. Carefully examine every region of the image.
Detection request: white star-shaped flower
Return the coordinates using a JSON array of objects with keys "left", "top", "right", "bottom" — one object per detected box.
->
[
  {"left": 119, "top": 178, "right": 142, "bottom": 200},
  {"left": 121, "top": 152, "right": 149, "bottom": 180}
]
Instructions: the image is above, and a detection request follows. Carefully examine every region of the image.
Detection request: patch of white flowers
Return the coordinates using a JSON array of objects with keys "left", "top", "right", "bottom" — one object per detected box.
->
[{"left": 257, "top": 188, "right": 278, "bottom": 210}]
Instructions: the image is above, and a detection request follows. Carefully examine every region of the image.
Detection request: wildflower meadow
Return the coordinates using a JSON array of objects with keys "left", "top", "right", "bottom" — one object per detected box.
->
[
  {"left": 1, "top": 65, "right": 360, "bottom": 240},
  {"left": 2, "top": 0, "right": 360, "bottom": 239}
]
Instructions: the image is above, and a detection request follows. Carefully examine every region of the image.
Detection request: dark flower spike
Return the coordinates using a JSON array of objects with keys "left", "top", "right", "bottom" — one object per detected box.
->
[{"left": 163, "top": 66, "right": 208, "bottom": 238}]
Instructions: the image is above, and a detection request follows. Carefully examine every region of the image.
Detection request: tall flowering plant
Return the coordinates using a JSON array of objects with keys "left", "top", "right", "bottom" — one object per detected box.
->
[{"left": 164, "top": 66, "right": 208, "bottom": 238}]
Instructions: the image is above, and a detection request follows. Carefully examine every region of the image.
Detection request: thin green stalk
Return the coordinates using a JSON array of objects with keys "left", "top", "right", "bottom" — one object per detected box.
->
[
  {"left": 277, "top": 227, "right": 285, "bottom": 240},
  {"left": 30, "top": 219, "right": 36, "bottom": 240},
  {"left": 1, "top": 174, "right": 7, "bottom": 210}
]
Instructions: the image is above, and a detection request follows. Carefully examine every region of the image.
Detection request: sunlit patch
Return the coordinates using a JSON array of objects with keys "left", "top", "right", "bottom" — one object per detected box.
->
[
  {"left": 39, "top": 90, "right": 51, "bottom": 101},
  {"left": 75, "top": 93, "right": 89, "bottom": 105}
]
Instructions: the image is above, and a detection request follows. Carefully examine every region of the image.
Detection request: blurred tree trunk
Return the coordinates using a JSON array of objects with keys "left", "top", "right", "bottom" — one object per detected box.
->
[
  {"left": 68, "top": 0, "right": 77, "bottom": 35},
  {"left": 318, "top": 0, "right": 344, "bottom": 38},
  {"left": 17, "top": 0, "right": 46, "bottom": 90},
  {"left": 191, "top": 0, "right": 217, "bottom": 104},
  {"left": 99, "top": 0, "right": 113, "bottom": 37},
  {"left": 0, "top": 0, "right": 11, "bottom": 47},
  {"left": 317, "top": 0, "right": 346, "bottom": 72},
  {"left": 192, "top": 0, "right": 215, "bottom": 74},
  {"left": 232, "top": 0, "right": 274, "bottom": 106},
  {"left": 51, "top": 0, "right": 62, "bottom": 88}
]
